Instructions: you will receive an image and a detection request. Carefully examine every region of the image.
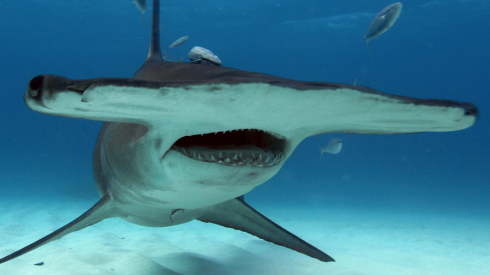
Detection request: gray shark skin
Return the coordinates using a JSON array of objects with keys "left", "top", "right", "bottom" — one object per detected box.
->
[{"left": 0, "top": 0, "right": 477, "bottom": 265}]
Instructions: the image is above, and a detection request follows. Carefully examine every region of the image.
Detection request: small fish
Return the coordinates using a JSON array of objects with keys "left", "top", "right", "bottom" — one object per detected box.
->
[
  {"left": 34, "top": 262, "right": 44, "bottom": 266},
  {"left": 318, "top": 138, "right": 343, "bottom": 159},
  {"left": 169, "top": 36, "right": 189, "bottom": 48},
  {"left": 134, "top": 0, "right": 147, "bottom": 27},
  {"left": 365, "top": 2, "right": 402, "bottom": 58},
  {"left": 353, "top": 78, "right": 358, "bottom": 86}
]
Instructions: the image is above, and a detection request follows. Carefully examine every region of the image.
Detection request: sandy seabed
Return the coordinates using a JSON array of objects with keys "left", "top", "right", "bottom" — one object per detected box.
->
[{"left": 0, "top": 196, "right": 488, "bottom": 275}]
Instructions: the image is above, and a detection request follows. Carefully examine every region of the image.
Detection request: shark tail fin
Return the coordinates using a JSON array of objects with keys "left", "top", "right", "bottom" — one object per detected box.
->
[
  {"left": 147, "top": 0, "right": 162, "bottom": 60},
  {"left": 0, "top": 195, "right": 116, "bottom": 264},
  {"left": 366, "top": 40, "right": 374, "bottom": 60},
  {"left": 197, "top": 198, "right": 335, "bottom": 262}
]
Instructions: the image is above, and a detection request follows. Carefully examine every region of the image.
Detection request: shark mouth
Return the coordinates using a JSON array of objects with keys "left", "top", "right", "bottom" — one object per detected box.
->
[{"left": 171, "top": 129, "right": 286, "bottom": 168}]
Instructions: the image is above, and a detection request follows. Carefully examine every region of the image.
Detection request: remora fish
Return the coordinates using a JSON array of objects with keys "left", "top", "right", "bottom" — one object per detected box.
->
[
  {"left": 319, "top": 138, "right": 343, "bottom": 159},
  {"left": 365, "top": 2, "right": 403, "bottom": 58},
  {"left": 169, "top": 36, "right": 189, "bottom": 48},
  {"left": 188, "top": 46, "right": 222, "bottom": 65},
  {"left": 0, "top": 0, "right": 477, "bottom": 265}
]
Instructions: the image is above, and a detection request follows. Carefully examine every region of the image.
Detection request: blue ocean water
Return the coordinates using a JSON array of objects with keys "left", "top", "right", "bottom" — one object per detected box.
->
[{"left": 0, "top": 0, "right": 489, "bottom": 273}]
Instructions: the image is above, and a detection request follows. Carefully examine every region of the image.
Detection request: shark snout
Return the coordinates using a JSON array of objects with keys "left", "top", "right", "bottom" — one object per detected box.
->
[
  {"left": 463, "top": 102, "right": 479, "bottom": 120},
  {"left": 26, "top": 75, "right": 73, "bottom": 101},
  {"left": 26, "top": 75, "right": 91, "bottom": 101},
  {"left": 25, "top": 75, "right": 90, "bottom": 112}
]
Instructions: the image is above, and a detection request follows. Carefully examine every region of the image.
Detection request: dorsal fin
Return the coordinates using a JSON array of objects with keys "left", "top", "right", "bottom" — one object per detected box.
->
[{"left": 147, "top": 0, "right": 162, "bottom": 60}]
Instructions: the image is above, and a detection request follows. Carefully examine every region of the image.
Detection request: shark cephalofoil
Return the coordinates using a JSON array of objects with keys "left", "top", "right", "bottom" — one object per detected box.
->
[{"left": 0, "top": 0, "right": 477, "bottom": 264}]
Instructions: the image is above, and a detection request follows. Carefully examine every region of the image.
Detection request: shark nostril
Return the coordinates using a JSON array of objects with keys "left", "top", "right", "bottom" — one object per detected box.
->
[{"left": 28, "top": 75, "right": 44, "bottom": 98}]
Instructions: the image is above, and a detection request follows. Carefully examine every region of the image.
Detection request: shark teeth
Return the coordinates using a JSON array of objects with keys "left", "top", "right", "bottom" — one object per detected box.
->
[
  {"left": 172, "top": 145, "right": 283, "bottom": 168},
  {"left": 186, "top": 129, "right": 286, "bottom": 139}
]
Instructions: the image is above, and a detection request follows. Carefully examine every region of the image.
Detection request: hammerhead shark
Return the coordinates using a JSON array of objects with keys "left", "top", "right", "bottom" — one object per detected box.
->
[{"left": 0, "top": 0, "right": 477, "bottom": 264}]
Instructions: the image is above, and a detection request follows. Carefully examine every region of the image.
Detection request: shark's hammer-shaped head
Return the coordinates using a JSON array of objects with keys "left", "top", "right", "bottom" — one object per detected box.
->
[
  {"left": 25, "top": 72, "right": 478, "bottom": 144},
  {"left": 25, "top": 72, "right": 478, "bottom": 162},
  {"left": 24, "top": 72, "right": 478, "bottom": 212}
]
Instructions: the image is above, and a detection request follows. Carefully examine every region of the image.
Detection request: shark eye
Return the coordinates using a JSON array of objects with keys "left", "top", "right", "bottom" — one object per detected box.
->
[{"left": 28, "top": 75, "right": 44, "bottom": 98}]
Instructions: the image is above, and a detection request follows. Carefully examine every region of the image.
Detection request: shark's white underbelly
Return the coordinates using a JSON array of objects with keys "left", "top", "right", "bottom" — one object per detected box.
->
[{"left": 99, "top": 123, "right": 282, "bottom": 227}]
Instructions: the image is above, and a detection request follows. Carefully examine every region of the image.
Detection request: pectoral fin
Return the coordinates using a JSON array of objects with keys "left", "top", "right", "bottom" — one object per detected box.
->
[
  {"left": 197, "top": 198, "right": 334, "bottom": 262},
  {"left": 0, "top": 195, "right": 116, "bottom": 264}
]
